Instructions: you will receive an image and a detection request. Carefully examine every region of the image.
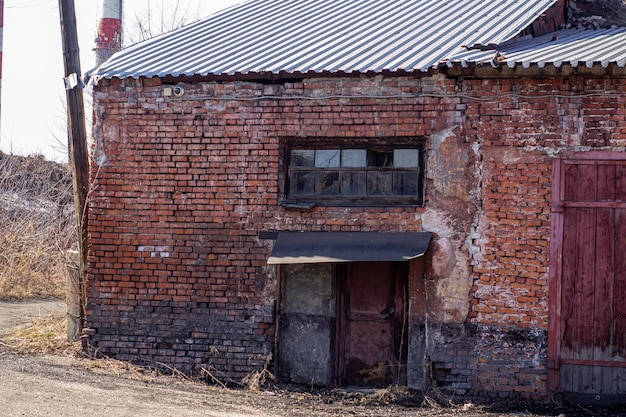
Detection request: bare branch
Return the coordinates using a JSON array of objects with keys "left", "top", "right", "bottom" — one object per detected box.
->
[{"left": 125, "top": 1, "right": 203, "bottom": 45}]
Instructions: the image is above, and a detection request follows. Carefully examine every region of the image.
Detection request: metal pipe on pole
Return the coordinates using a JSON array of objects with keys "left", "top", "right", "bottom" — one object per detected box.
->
[{"left": 58, "top": 0, "right": 89, "bottom": 332}]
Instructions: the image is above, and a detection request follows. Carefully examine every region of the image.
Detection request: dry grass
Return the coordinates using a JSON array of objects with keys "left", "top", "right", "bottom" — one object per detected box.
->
[
  {"left": 0, "top": 152, "right": 75, "bottom": 300},
  {"left": 2, "top": 310, "right": 166, "bottom": 382},
  {"left": 78, "top": 354, "right": 164, "bottom": 383},
  {"left": 2, "top": 311, "right": 602, "bottom": 416},
  {"left": 3, "top": 312, "right": 77, "bottom": 355}
]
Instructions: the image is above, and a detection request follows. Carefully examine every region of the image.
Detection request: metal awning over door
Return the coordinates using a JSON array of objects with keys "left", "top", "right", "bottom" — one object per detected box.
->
[{"left": 267, "top": 232, "right": 432, "bottom": 264}]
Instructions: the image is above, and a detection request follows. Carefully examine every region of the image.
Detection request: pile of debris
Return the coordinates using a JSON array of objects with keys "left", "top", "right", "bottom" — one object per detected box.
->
[
  {"left": 568, "top": 15, "right": 607, "bottom": 29},
  {"left": 567, "top": 0, "right": 626, "bottom": 28}
]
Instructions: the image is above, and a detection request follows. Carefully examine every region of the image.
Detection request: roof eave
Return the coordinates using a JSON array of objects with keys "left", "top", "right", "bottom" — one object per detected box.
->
[
  {"left": 93, "top": 66, "right": 444, "bottom": 86},
  {"left": 444, "top": 61, "right": 626, "bottom": 78}
]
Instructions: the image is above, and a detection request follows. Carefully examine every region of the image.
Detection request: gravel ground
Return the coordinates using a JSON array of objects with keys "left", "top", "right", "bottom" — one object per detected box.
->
[{"left": 0, "top": 299, "right": 624, "bottom": 417}]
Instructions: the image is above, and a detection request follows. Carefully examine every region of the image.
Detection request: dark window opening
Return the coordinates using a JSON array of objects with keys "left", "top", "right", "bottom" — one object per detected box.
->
[{"left": 284, "top": 141, "right": 424, "bottom": 207}]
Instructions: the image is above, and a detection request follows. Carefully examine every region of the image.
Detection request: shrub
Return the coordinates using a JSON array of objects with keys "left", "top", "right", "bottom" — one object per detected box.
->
[{"left": 0, "top": 152, "right": 75, "bottom": 299}]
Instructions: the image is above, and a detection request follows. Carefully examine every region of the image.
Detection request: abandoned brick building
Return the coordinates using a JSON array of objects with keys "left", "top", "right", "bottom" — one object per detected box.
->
[{"left": 86, "top": 0, "right": 626, "bottom": 402}]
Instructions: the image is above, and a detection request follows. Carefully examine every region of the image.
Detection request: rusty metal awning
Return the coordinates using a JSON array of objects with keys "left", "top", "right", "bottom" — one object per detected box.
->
[{"left": 267, "top": 232, "right": 432, "bottom": 264}]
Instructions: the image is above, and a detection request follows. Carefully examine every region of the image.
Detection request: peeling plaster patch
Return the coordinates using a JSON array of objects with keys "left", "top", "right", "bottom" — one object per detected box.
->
[
  {"left": 522, "top": 146, "right": 562, "bottom": 158},
  {"left": 468, "top": 140, "right": 483, "bottom": 212},
  {"left": 428, "top": 127, "right": 473, "bottom": 206},
  {"left": 466, "top": 139, "right": 486, "bottom": 269},
  {"left": 558, "top": 99, "right": 584, "bottom": 147},
  {"left": 261, "top": 264, "right": 278, "bottom": 304},
  {"left": 430, "top": 127, "right": 457, "bottom": 149},
  {"left": 421, "top": 127, "right": 481, "bottom": 322},
  {"left": 498, "top": 151, "right": 522, "bottom": 165},
  {"left": 205, "top": 100, "right": 227, "bottom": 111},
  {"left": 422, "top": 210, "right": 472, "bottom": 322},
  {"left": 420, "top": 73, "right": 448, "bottom": 94},
  {"left": 421, "top": 208, "right": 455, "bottom": 238},
  {"left": 470, "top": 141, "right": 481, "bottom": 158},
  {"left": 93, "top": 133, "right": 108, "bottom": 167},
  {"left": 524, "top": 145, "right": 626, "bottom": 158},
  {"left": 425, "top": 238, "right": 456, "bottom": 279},
  {"left": 426, "top": 325, "right": 447, "bottom": 349},
  {"left": 93, "top": 102, "right": 111, "bottom": 167},
  {"left": 467, "top": 215, "right": 494, "bottom": 270},
  {"left": 138, "top": 245, "right": 171, "bottom": 258},
  {"left": 435, "top": 261, "right": 472, "bottom": 322},
  {"left": 473, "top": 283, "right": 515, "bottom": 302}
]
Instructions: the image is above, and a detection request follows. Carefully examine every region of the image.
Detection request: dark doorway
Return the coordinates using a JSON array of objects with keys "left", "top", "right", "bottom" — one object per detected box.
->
[
  {"left": 336, "top": 262, "right": 408, "bottom": 386},
  {"left": 277, "top": 261, "right": 409, "bottom": 387}
]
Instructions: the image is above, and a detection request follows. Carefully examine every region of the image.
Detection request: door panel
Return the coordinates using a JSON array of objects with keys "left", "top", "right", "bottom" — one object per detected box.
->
[
  {"left": 615, "top": 208, "right": 626, "bottom": 358},
  {"left": 552, "top": 156, "right": 626, "bottom": 400},
  {"left": 341, "top": 262, "right": 406, "bottom": 387}
]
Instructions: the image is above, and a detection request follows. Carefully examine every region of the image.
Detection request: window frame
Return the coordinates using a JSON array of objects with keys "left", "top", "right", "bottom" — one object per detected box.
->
[{"left": 282, "top": 139, "right": 425, "bottom": 208}]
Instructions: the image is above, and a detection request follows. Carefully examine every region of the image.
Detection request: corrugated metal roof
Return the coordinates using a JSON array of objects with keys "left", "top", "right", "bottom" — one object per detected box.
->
[
  {"left": 447, "top": 27, "right": 626, "bottom": 69},
  {"left": 92, "top": 0, "right": 557, "bottom": 81}
]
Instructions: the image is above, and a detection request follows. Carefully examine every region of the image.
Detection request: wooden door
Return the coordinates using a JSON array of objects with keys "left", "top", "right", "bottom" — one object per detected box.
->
[
  {"left": 338, "top": 262, "right": 407, "bottom": 387},
  {"left": 550, "top": 155, "right": 626, "bottom": 401}
]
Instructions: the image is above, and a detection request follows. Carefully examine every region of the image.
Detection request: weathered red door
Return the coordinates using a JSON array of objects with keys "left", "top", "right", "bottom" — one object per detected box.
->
[
  {"left": 338, "top": 262, "right": 407, "bottom": 386},
  {"left": 550, "top": 154, "right": 626, "bottom": 401}
]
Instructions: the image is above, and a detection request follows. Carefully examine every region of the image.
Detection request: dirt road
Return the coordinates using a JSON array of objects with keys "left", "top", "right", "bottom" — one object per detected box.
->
[
  {"left": 0, "top": 299, "right": 65, "bottom": 337},
  {"left": 0, "top": 300, "right": 427, "bottom": 417},
  {"left": 0, "top": 300, "right": 273, "bottom": 417},
  {"left": 0, "top": 299, "right": 614, "bottom": 417}
]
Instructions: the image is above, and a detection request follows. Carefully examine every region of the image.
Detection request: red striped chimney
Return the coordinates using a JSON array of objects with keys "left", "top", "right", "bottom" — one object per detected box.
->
[{"left": 94, "top": 0, "right": 122, "bottom": 66}]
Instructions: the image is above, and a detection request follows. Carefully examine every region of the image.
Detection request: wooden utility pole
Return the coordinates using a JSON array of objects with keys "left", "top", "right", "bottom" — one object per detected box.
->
[{"left": 58, "top": 0, "right": 89, "bottom": 330}]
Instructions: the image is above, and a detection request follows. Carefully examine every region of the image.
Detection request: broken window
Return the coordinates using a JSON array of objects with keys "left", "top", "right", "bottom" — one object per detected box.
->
[{"left": 285, "top": 142, "right": 424, "bottom": 207}]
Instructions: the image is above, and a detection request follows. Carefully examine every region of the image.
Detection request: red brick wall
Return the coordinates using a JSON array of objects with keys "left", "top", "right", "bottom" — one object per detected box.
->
[
  {"left": 88, "top": 73, "right": 626, "bottom": 397},
  {"left": 457, "top": 77, "right": 625, "bottom": 399},
  {"left": 88, "top": 75, "right": 461, "bottom": 380},
  {"left": 467, "top": 77, "right": 626, "bottom": 327}
]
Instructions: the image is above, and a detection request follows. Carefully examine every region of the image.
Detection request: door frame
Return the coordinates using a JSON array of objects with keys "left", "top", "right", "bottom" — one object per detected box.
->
[{"left": 548, "top": 151, "right": 626, "bottom": 392}]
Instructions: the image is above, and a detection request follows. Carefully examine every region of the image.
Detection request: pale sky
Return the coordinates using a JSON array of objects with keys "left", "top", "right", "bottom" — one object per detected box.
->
[{"left": 1, "top": 0, "right": 244, "bottom": 161}]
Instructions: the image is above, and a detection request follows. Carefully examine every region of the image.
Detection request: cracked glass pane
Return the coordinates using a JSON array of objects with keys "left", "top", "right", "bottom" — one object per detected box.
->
[{"left": 315, "top": 150, "right": 340, "bottom": 168}]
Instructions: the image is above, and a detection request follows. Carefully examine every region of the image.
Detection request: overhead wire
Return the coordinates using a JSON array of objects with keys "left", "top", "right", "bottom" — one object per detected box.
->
[{"left": 167, "top": 91, "right": 626, "bottom": 102}]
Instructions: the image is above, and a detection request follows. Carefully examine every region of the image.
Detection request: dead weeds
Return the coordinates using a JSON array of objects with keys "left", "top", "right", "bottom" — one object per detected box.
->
[
  {"left": 3, "top": 312, "right": 75, "bottom": 355},
  {"left": 1, "top": 310, "right": 165, "bottom": 383},
  {"left": 5, "top": 309, "right": 626, "bottom": 416},
  {"left": 0, "top": 152, "right": 75, "bottom": 300}
]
